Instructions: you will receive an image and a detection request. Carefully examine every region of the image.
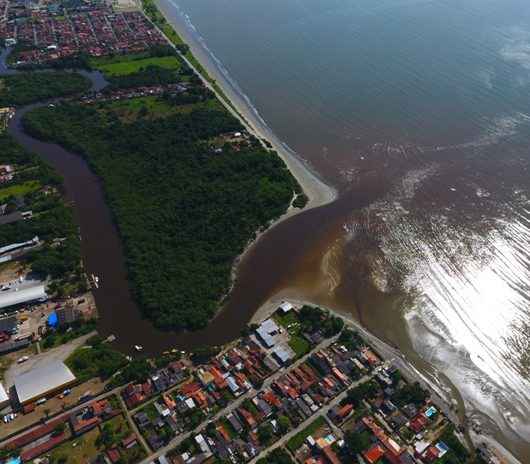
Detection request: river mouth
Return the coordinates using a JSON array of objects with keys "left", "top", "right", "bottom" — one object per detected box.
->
[
  {"left": 5, "top": 0, "right": 530, "bottom": 457},
  {"left": 151, "top": 0, "right": 530, "bottom": 458}
]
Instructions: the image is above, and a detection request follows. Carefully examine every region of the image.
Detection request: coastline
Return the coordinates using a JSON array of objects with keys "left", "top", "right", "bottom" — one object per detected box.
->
[
  {"left": 144, "top": 0, "right": 337, "bottom": 316},
  {"left": 251, "top": 296, "right": 524, "bottom": 464},
  {"left": 150, "top": 0, "right": 337, "bottom": 213}
]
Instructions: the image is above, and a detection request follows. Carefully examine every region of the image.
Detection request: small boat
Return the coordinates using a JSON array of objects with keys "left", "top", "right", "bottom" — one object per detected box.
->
[
  {"left": 134, "top": 345, "right": 143, "bottom": 352},
  {"left": 90, "top": 274, "right": 100, "bottom": 289}
]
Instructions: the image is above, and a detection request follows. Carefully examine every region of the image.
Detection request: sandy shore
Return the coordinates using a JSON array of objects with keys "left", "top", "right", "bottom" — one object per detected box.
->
[
  {"left": 152, "top": 0, "right": 337, "bottom": 214},
  {"left": 252, "top": 296, "right": 524, "bottom": 464},
  {"left": 148, "top": 0, "right": 337, "bottom": 308}
]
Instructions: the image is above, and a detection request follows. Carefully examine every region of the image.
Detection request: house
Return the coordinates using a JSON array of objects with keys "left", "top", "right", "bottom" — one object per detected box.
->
[
  {"left": 194, "top": 434, "right": 211, "bottom": 455},
  {"left": 272, "top": 344, "right": 296, "bottom": 365},
  {"left": 322, "top": 445, "right": 341, "bottom": 464},
  {"left": 227, "top": 413, "right": 243, "bottom": 434},
  {"left": 329, "top": 403, "right": 353, "bottom": 423},
  {"left": 134, "top": 412, "right": 151, "bottom": 429},
  {"left": 364, "top": 444, "right": 386, "bottom": 464},
  {"left": 360, "top": 348, "right": 380, "bottom": 366},
  {"left": 255, "top": 319, "right": 281, "bottom": 348},
  {"left": 402, "top": 404, "right": 418, "bottom": 418},
  {"left": 107, "top": 448, "right": 120, "bottom": 463},
  {"left": 238, "top": 408, "right": 257, "bottom": 429},
  {"left": 122, "top": 434, "right": 138, "bottom": 449},
  {"left": 278, "top": 302, "right": 294, "bottom": 314},
  {"left": 409, "top": 414, "right": 428, "bottom": 433}
]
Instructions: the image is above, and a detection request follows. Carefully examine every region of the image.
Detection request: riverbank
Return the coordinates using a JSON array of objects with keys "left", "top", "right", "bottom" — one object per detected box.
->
[{"left": 144, "top": 0, "right": 338, "bottom": 322}]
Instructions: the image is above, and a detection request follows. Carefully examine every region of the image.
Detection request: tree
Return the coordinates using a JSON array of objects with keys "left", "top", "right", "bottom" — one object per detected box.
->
[
  {"left": 257, "top": 423, "right": 274, "bottom": 444},
  {"left": 345, "top": 430, "right": 371, "bottom": 455},
  {"left": 277, "top": 415, "right": 291, "bottom": 434},
  {"left": 52, "top": 423, "right": 66, "bottom": 437},
  {"left": 391, "top": 381, "right": 428, "bottom": 406},
  {"left": 98, "top": 423, "right": 116, "bottom": 448}
]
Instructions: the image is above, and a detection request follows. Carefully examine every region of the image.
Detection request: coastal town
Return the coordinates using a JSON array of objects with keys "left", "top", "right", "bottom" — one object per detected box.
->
[
  {"left": 1, "top": 1, "right": 167, "bottom": 66},
  {"left": 0, "top": 0, "right": 521, "bottom": 463},
  {"left": 0, "top": 300, "right": 502, "bottom": 464}
]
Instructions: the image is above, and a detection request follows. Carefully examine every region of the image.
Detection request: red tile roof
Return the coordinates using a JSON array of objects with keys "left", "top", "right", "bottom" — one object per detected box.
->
[{"left": 364, "top": 444, "right": 386, "bottom": 464}]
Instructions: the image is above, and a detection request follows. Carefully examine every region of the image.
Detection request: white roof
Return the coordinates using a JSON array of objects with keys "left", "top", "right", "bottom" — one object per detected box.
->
[
  {"left": 272, "top": 344, "right": 296, "bottom": 363},
  {"left": 0, "top": 382, "right": 8, "bottom": 403},
  {"left": 279, "top": 302, "right": 294, "bottom": 312},
  {"left": 256, "top": 318, "right": 281, "bottom": 347},
  {"left": 14, "top": 361, "right": 75, "bottom": 403},
  {"left": 0, "top": 284, "right": 47, "bottom": 310},
  {"left": 0, "top": 236, "right": 38, "bottom": 255}
]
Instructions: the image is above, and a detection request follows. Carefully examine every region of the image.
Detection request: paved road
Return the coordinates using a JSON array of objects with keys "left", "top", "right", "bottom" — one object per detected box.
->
[
  {"left": 138, "top": 335, "right": 341, "bottom": 464},
  {"left": 119, "top": 394, "right": 151, "bottom": 454},
  {"left": 3, "top": 331, "right": 96, "bottom": 388},
  {"left": 248, "top": 374, "right": 374, "bottom": 463},
  {"left": 0, "top": 382, "right": 123, "bottom": 449}
]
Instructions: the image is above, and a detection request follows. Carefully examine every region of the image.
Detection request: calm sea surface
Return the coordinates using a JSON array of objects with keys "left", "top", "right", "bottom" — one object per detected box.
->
[{"left": 156, "top": 0, "right": 530, "bottom": 459}]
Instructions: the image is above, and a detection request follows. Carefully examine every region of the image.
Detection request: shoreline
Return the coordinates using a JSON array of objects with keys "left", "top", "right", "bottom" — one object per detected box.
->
[
  {"left": 145, "top": 0, "right": 337, "bottom": 318},
  {"left": 151, "top": 0, "right": 337, "bottom": 214},
  {"left": 251, "top": 296, "right": 524, "bottom": 464}
]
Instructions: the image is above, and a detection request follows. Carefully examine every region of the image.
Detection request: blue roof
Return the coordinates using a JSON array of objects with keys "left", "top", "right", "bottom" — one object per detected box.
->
[
  {"left": 47, "top": 311, "right": 58, "bottom": 327},
  {"left": 436, "top": 441, "right": 450, "bottom": 452},
  {"left": 5, "top": 456, "right": 21, "bottom": 464}
]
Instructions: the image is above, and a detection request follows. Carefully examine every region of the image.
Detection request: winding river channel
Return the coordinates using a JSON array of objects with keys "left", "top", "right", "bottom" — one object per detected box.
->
[{"left": 3, "top": 0, "right": 530, "bottom": 455}]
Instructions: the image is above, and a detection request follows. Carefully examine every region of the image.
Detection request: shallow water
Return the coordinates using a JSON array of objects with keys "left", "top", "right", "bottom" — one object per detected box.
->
[{"left": 155, "top": 0, "right": 530, "bottom": 459}]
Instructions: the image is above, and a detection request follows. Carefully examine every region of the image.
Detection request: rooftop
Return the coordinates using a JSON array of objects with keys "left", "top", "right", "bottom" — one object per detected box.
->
[
  {"left": 0, "top": 382, "right": 8, "bottom": 403},
  {"left": 14, "top": 360, "right": 76, "bottom": 403},
  {"left": 0, "top": 283, "right": 47, "bottom": 311}
]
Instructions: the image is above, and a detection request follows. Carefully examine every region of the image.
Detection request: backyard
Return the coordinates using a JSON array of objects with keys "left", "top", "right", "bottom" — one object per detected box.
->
[{"left": 286, "top": 415, "right": 327, "bottom": 452}]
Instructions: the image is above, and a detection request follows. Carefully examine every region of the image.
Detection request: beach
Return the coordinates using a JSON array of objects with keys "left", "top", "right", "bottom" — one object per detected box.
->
[
  {"left": 153, "top": 0, "right": 336, "bottom": 214},
  {"left": 143, "top": 2, "right": 530, "bottom": 460}
]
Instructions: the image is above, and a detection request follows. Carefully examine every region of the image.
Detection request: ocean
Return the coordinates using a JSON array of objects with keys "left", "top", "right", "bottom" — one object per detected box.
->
[{"left": 155, "top": 0, "right": 530, "bottom": 459}]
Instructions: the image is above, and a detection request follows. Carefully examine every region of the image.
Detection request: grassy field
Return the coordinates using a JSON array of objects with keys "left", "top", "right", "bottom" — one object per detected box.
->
[
  {"left": 98, "top": 96, "right": 222, "bottom": 123},
  {"left": 286, "top": 416, "right": 327, "bottom": 452},
  {"left": 49, "top": 427, "right": 102, "bottom": 463},
  {"left": 0, "top": 180, "right": 40, "bottom": 201},
  {"left": 106, "top": 414, "right": 132, "bottom": 439},
  {"left": 93, "top": 55, "right": 181, "bottom": 77},
  {"left": 288, "top": 335, "right": 311, "bottom": 358}
]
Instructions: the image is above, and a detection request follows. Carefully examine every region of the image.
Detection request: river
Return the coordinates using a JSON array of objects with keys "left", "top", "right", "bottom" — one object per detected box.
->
[
  {"left": 3, "top": 0, "right": 530, "bottom": 458},
  {"left": 151, "top": 0, "right": 530, "bottom": 460}
]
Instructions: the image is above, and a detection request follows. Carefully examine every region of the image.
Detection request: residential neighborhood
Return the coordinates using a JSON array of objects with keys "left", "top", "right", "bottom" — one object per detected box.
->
[
  {"left": 1, "top": 1, "right": 167, "bottom": 66},
  {"left": 0, "top": 302, "right": 499, "bottom": 464},
  {"left": 0, "top": 0, "right": 521, "bottom": 462}
]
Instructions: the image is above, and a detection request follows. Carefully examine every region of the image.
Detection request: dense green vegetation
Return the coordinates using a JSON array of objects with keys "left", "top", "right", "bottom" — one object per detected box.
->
[
  {"left": 23, "top": 97, "right": 298, "bottom": 330},
  {"left": 66, "top": 340, "right": 128, "bottom": 381},
  {"left": 391, "top": 381, "right": 429, "bottom": 407},
  {"left": 338, "top": 328, "right": 364, "bottom": 351},
  {"left": 298, "top": 305, "right": 344, "bottom": 336},
  {"left": 345, "top": 380, "right": 380, "bottom": 407},
  {"left": 0, "top": 135, "right": 82, "bottom": 288},
  {"left": 0, "top": 71, "right": 90, "bottom": 106},
  {"left": 108, "top": 358, "right": 152, "bottom": 388},
  {"left": 343, "top": 429, "right": 372, "bottom": 456},
  {"left": 42, "top": 319, "right": 97, "bottom": 350}
]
